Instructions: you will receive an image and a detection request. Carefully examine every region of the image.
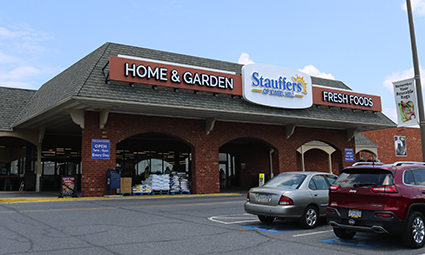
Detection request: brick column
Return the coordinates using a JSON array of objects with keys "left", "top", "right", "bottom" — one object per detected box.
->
[
  {"left": 81, "top": 111, "right": 116, "bottom": 197},
  {"left": 191, "top": 140, "right": 220, "bottom": 194}
]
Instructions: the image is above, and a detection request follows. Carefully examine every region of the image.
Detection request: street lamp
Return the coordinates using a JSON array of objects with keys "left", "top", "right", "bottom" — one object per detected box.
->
[{"left": 406, "top": 0, "right": 425, "bottom": 160}]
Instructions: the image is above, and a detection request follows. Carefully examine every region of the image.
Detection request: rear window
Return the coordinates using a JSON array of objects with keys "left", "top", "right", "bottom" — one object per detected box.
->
[
  {"left": 335, "top": 168, "right": 394, "bottom": 188},
  {"left": 264, "top": 173, "right": 306, "bottom": 189}
]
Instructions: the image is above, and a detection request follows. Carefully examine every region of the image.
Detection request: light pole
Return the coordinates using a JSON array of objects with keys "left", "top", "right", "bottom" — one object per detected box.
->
[{"left": 406, "top": 0, "right": 425, "bottom": 160}]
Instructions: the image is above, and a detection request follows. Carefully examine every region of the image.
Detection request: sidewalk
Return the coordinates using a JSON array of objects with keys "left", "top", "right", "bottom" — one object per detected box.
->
[{"left": 0, "top": 191, "right": 243, "bottom": 203}]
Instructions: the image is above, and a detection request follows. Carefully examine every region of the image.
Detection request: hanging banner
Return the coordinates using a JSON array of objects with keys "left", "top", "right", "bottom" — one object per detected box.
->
[{"left": 393, "top": 78, "right": 419, "bottom": 127}]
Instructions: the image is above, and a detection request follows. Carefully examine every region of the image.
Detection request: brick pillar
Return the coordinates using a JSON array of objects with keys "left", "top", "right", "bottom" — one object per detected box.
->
[
  {"left": 81, "top": 111, "right": 116, "bottom": 197},
  {"left": 192, "top": 141, "right": 220, "bottom": 194}
]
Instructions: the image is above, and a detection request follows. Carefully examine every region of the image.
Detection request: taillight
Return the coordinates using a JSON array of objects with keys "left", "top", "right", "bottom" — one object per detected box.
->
[
  {"left": 279, "top": 195, "right": 294, "bottom": 205},
  {"left": 376, "top": 213, "right": 393, "bottom": 218},
  {"left": 326, "top": 209, "right": 335, "bottom": 213},
  {"left": 329, "top": 184, "right": 340, "bottom": 191},
  {"left": 246, "top": 193, "right": 250, "bottom": 202},
  {"left": 370, "top": 186, "right": 398, "bottom": 193}
]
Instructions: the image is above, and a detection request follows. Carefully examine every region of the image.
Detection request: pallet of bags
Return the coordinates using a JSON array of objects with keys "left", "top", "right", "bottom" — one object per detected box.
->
[
  {"left": 147, "top": 174, "right": 170, "bottom": 193},
  {"left": 132, "top": 184, "right": 152, "bottom": 195},
  {"left": 170, "top": 173, "right": 181, "bottom": 193}
]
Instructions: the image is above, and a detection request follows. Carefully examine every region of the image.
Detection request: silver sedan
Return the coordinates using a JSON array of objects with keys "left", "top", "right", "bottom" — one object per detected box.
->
[{"left": 244, "top": 171, "right": 337, "bottom": 228}]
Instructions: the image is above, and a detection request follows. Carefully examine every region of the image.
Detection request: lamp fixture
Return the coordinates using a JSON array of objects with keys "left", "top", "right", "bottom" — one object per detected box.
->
[
  {"left": 174, "top": 88, "right": 179, "bottom": 92},
  {"left": 194, "top": 90, "right": 199, "bottom": 95},
  {"left": 152, "top": 85, "right": 157, "bottom": 90},
  {"left": 129, "top": 83, "right": 134, "bottom": 87}
]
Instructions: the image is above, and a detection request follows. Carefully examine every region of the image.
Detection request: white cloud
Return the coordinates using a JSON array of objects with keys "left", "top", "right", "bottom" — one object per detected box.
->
[
  {"left": 383, "top": 67, "right": 425, "bottom": 91},
  {"left": 0, "top": 80, "right": 33, "bottom": 89},
  {"left": 0, "top": 65, "right": 47, "bottom": 82},
  {"left": 383, "top": 107, "right": 398, "bottom": 122},
  {"left": 238, "top": 53, "right": 255, "bottom": 65},
  {"left": 0, "top": 25, "right": 51, "bottom": 54},
  {"left": 402, "top": 0, "right": 425, "bottom": 16},
  {"left": 0, "top": 27, "right": 17, "bottom": 37},
  {"left": 0, "top": 51, "right": 21, "bottom": 64},
  {"left": 0, "top": 24, "right": 55, "bottom": 89},
  {"left": 299, "top": 65, "right": 335, "bottom": 79}
]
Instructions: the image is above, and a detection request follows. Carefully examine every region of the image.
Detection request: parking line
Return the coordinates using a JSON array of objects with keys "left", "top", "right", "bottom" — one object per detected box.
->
[
  {"left": 208, "top": 213, "right": 259, "bottom": 224},
  {"left": 292, "top": 230, "right": 333, "bottom": 237}
]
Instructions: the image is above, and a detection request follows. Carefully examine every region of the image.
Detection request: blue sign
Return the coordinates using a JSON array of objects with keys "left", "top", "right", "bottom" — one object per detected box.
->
[
  {"left": 345, "top": 148, "right": 354, "bottom": 162},
  {"left": 91, "top": 139, "right": 110, "bottom": 159}
]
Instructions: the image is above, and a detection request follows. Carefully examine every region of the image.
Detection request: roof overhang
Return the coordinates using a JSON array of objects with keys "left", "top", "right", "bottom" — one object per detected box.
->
[{"left": 12, "top": 95, "right": 396, "bottom": 135}]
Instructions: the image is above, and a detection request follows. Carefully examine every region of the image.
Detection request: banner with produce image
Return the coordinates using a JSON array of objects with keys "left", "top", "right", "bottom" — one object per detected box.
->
[{"left": 393, "top": 78, "right": 419, "bottom": 127}]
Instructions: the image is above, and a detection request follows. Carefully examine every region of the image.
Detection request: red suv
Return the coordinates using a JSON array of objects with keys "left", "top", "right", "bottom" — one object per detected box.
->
[{"left": 326, "top": 162, "right": 425, "bottom": 248}]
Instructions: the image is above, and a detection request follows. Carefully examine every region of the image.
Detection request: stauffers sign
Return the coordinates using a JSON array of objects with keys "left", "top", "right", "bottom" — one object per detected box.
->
[
  {"left": 313, "top": 86, "right": 382, "bottom": 111},
  {"left": 109, "top": 56, "right": 242, "bottom": 95},
  {"left": 242, "top": 64, "right": 312, "bottom": 109}
]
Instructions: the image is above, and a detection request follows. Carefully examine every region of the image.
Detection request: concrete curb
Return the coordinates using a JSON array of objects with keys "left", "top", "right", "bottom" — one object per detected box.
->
[{"left": 0, "top": 193, "right": 242, "bottom": 203}]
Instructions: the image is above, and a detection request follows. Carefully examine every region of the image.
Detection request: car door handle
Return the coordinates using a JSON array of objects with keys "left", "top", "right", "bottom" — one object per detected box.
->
[{"left": 422, "top": 190, "right": 425, "bottom": 194}]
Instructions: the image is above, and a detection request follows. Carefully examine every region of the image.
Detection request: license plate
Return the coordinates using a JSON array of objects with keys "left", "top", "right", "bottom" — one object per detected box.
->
[
  {"left": 258, "top": 194, "right": 271, "bottom": 202},
  {"left": 348, "top": 209, "right": 362, "bottom": 218}
]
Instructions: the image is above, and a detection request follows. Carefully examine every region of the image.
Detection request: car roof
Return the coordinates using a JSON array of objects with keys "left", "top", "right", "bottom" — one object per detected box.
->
[
  {"left": 345, "top": 161, "right": 425, "bottom": 172},
  {"left": 278, "top": 171, "right": 336, "bottom": 176}
]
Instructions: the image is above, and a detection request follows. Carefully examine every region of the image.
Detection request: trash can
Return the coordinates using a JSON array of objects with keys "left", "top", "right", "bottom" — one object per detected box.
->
[{"left": 107, "top": 169, "right": 121, "bottom": 195}]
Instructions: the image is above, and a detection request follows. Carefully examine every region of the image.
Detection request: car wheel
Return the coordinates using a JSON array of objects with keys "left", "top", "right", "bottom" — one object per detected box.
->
[
  {"left": 402, "top": 211, "right": 425, "bottom": 248},
  {"left": 258, "top": 215, "right": 275, "bottom": 223},
  {"left": 300, "top": 205, "right": 318, "bottom": 229},
  {"left": 333, "top": 228, "right": 356, "bottom": 239}
]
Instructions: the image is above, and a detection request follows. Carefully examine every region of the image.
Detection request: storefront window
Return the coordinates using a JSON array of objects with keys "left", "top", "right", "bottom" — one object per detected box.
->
[
  {"left": 42, "top": 161, "right": 56, "bottom": 175},
  {"left": 116, "top": 149, "right": 191, "bottom": 182}
]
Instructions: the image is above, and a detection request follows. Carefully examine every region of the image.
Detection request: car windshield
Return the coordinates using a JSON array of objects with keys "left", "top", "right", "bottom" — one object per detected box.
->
[
  {"left": 335, "top": 168, "right": 394, "bottom": 188},
  {"left": 263, "top": 173, "right": 306, "bottom": 189}
]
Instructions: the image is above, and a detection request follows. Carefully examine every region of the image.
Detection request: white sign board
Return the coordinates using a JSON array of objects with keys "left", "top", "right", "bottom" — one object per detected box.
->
[{"left": 242, "top": 64, "right": 312, "bottom": 109}]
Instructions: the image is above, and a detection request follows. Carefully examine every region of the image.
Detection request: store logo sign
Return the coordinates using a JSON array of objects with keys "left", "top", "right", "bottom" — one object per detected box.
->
[
  {"left": 242, "top": 64, "right": 312, "bottom": 109},
  {"left": 109, "top": 56, "right": 242, "bottom": 95}
]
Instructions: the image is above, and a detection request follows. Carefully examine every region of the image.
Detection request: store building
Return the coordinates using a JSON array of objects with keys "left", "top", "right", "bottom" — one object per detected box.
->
[
  {"left": 362, "top": 127, "right": 422, "bottom": 163},
  {"left": 0, "top": 42, "right": 395, "bottom": 196}
]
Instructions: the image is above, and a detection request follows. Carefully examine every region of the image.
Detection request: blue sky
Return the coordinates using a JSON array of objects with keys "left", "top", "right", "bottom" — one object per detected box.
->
[{"left": 0, "top": 0, "right": 424, "bottom": 122}]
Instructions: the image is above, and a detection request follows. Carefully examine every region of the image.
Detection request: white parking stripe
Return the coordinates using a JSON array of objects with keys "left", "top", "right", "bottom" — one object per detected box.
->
[
  {"left": 292, "top": 230, "right": 333, "bottom": 237},
  {"left": 208, "top": 213, "right": 259, "bottom": 224}
]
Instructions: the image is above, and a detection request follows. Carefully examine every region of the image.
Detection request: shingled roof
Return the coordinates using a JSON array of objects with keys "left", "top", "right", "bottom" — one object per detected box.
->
[
  {"left": 0, "top": 87, "right": 36, "bottom": 131},
  {"left": 10, "top": 42, "right": 395, "bottom": 133}
]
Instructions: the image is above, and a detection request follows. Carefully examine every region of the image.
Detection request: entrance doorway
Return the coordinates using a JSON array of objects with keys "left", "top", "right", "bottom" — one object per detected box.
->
[
  {"left": 116, "top": 133, "right": 192, "bottom": 192},
  {"left": 220, "top": 138, "right": 277, "bottom": 191},
  {"left": 219, "top": 152, "right": 238, "bottom": 191},
  {"left": 0, "top": 137, "right": 36, "bottom": 191}
]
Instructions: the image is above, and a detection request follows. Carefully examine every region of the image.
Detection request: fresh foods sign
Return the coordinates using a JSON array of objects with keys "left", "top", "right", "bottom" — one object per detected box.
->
[
  {"left": 109, "top": 56, "right": 242, "bottom": 95},
  {"left": 242, "top": 64, "right": 313, "bottom": 109},
  {"left": 313, "top": 86, "right": 382, "bottom": 112}
]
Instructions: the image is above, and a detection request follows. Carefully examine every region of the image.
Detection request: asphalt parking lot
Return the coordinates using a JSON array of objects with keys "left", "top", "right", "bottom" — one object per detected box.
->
[{"left": 0, "top": 193, "right": 424, "bottom": 255}]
